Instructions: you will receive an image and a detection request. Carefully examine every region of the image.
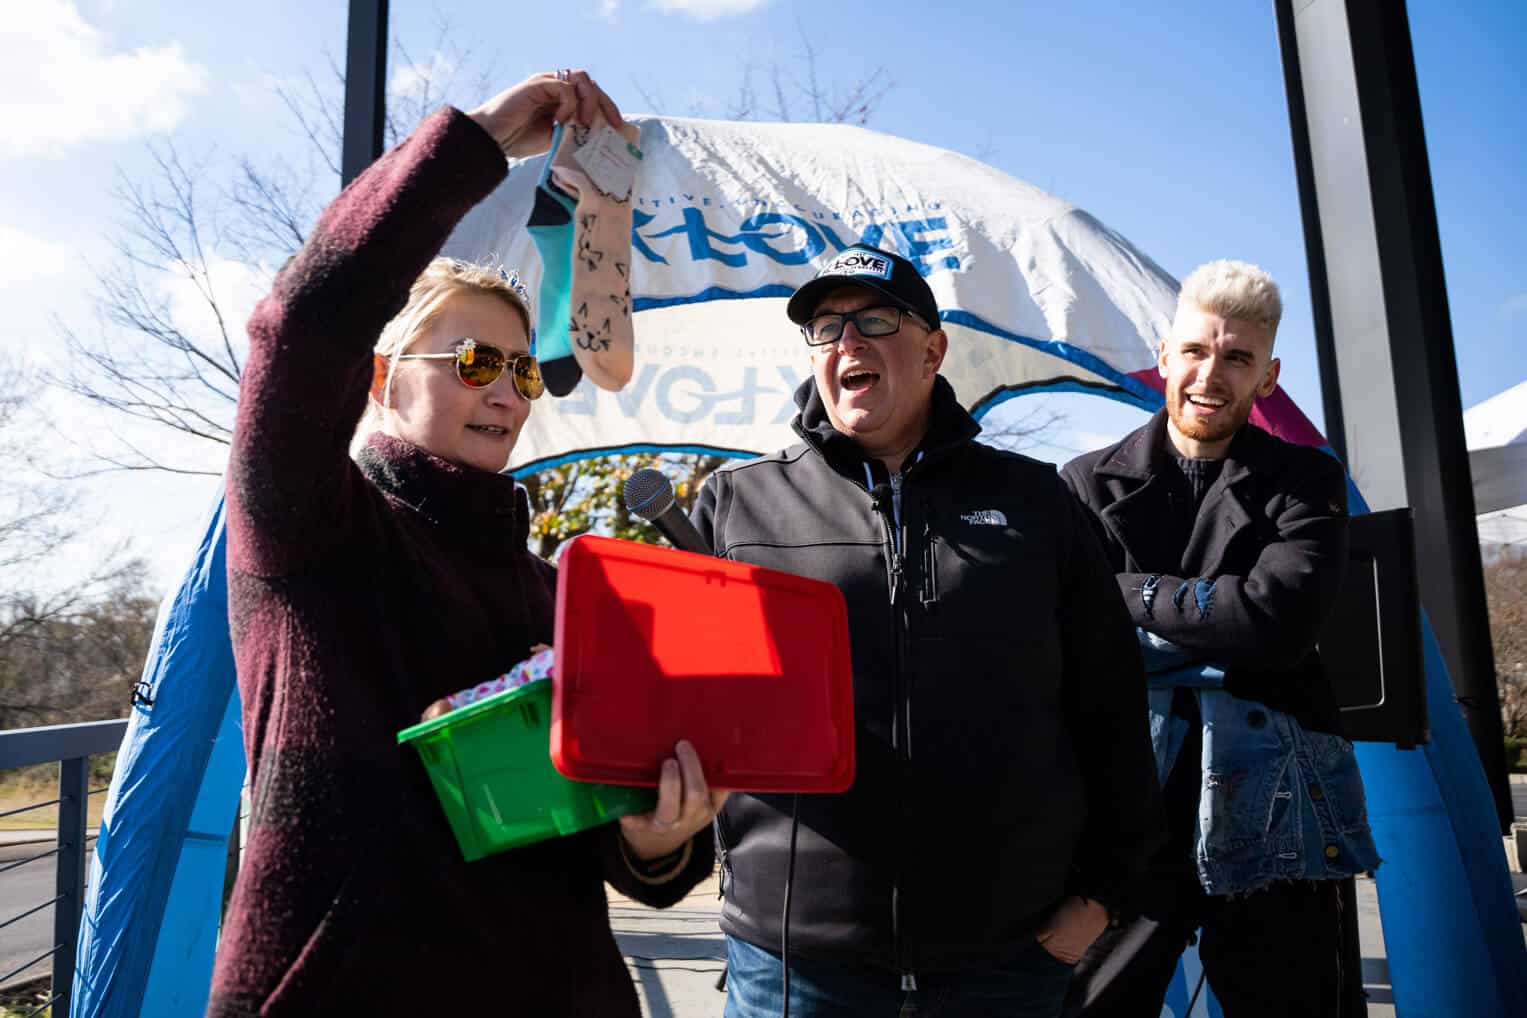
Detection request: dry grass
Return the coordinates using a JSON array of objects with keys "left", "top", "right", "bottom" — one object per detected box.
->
[
  {"left": 0, "top": 977, "right": 52, "bottom": 1018},
  {"left": 0, "top": 759, "right": 113, "bottom": 833}
]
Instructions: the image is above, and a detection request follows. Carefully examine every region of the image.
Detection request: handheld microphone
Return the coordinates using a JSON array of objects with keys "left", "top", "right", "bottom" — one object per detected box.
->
[{"left": 623, "top": 468, "right": 712, "bottom": 556}]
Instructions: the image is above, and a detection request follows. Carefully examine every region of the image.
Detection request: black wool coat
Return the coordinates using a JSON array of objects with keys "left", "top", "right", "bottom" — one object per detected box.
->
[{"left": 1060, "top": 410, "right": 1351, "bottom": 734}]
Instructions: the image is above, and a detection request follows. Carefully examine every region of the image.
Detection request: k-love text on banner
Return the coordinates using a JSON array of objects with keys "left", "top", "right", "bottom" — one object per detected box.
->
[{"left": 443, "top": 116, "right": 1179, "bottom": 470}]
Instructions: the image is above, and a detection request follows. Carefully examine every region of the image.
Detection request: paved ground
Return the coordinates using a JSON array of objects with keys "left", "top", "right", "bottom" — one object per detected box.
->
[
  {"left": 609, "top": 776, "right": 1527, "bottom": 1015},
  {"left": 0, "top": 859, "right": 1440, "bottom": 1015},
  {"left": 0, "top": 839, "right": 57, "bottom": 992},
  {"left": 612, "top": 875, "right": 729, "bottom": 1018},
  {"left": 609, "top": 873, "right": 1411, "bottom": 1018},
  {"left": 4, "top": 775, "right": 1524, "bottom": 1009}
]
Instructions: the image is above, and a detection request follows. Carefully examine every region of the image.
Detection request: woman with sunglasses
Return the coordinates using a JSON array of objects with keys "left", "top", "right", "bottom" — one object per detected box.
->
[{"left": 211, "top": 71, "right": 723, "bottom": 1018}]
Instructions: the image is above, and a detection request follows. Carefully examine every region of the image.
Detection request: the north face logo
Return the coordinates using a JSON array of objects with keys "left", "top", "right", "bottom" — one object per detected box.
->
[
  {"left": 961, "top": 509, "right": 1008, "bottom": 527},
  {"left": 820, "top": 248, "right": 893, "bottom": 280}
]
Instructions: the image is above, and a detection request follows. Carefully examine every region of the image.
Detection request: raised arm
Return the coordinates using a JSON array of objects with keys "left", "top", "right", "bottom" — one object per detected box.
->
[
  {"left": 226, "top": 73, "right": 623, "bottom": 578},
  {"left": 225, "top": 108, "right": 507, "bottom": 576}
]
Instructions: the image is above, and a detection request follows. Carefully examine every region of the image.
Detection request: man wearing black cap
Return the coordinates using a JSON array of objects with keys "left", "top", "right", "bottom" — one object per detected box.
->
[{"left": 691, "top": 245, "right": 1165, "bottom": 1017}]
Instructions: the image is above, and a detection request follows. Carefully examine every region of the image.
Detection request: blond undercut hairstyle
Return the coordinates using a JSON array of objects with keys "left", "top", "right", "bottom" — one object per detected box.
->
[
  {"left": 359, "top": 257, "right": 533, "bottom": 436},
  {"left": 1176, "top": 260, "right": 1283, "bottom": 337}
]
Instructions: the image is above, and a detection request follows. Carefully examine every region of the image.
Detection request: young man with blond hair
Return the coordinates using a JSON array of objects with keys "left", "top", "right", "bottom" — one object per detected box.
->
[{"left": 1060, "top": 261, "right": 1380, "bottom": 1017}]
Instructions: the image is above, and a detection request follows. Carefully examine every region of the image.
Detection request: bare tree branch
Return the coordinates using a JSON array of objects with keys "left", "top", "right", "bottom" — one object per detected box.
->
[
  {"left": 49, "top": 16, "right": 521, "bottom": 476},
  {"left": 385, "top": 15, "right": 498, "bottom": 145},
  {"left": 978, "top": 403, "right": 1067, "bottom": 454},
  {"left": 0, "top": 360, "right": 157, "bottom": 729},
  {"left": 274, "top": 65, "right": 343, "bottom": 179},
  {"left": 638, "top": 26, "right": 890, "bottom": 127},
  {"left": 57, "top": 24, "right": 908, "bottom": 484},
  {"left": 227, "top": 156, "right": 312, "bottom": 261},
  {"left": 631, "top": 77, "right": 670, "bottom": 118},
  {"left": 798, "top": 28, "right": 822, "bottom": 122},
  {"left": 723, "top": 61, "right": 756, "bottom": 121}
]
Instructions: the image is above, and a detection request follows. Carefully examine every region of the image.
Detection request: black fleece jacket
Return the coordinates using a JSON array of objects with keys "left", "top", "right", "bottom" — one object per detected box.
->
[{"left": 692, "top": 376, "right": 1164, "bottom": 977}]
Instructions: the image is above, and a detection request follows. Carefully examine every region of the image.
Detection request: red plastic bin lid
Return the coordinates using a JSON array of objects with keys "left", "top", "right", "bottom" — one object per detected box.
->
[{"left": 550, "top": 534, "right": 854, "bottom": 793}]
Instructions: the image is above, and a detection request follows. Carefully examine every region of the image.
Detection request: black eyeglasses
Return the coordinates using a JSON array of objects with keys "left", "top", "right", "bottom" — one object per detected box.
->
[
  {"left": 801, "top": 306, "right": 927, "bottom": 346},
  {"left": 396, "top": 338, "right": 544, "bottom": 401}
]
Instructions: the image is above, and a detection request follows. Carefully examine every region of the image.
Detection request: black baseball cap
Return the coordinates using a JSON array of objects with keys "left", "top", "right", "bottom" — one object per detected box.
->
[{"left": 786, "top": 245, "right": 941, "bottom": 331}]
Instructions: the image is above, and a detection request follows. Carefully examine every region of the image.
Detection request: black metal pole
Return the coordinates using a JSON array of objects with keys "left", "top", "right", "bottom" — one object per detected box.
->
[
  {"left": 1274, "top": 0, "right": 1511, "bottom": 829},
  {"left": 341, "top": 0, "right": 389, "bottom": 187},
  {"left": 52, "top": 756, "right": 88, "bottom": 1014}
]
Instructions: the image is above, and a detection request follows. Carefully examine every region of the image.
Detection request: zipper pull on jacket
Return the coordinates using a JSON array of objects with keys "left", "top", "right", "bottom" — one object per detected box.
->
[
  {"left": 870, "top": 483, "right": 905, "bottom": 605},
  {"left": 920, "top": 503, "right": 940, "bottom": 612}
]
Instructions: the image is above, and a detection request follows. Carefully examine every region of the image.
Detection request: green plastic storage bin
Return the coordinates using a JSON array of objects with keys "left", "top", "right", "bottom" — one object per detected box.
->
[{"left": 397, "top": 680, "right": 656, "bottom": 861}]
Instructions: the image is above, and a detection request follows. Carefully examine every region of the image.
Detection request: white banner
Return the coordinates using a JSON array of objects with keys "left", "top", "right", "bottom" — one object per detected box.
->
[{"left": 444, "top": 116, "right": 1178, "bottom": 471}]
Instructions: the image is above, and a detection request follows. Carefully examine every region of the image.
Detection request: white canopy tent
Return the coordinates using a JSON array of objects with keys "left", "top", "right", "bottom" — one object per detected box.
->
[
  {"left": 442, "top": 116, "right": 1188, "bottom": 472},
  {"left": 1464, "top": 379, "right": 1527, "bottom": 557}
]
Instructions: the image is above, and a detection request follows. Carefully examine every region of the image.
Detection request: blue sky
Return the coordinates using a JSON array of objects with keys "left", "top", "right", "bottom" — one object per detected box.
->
[{"left": 1, "top": 0, "right": 1522, "bottom": 588}]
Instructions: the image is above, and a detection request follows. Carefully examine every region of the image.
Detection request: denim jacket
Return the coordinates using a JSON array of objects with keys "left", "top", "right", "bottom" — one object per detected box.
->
[{"left": 1141, "top": 632, "right": 1381, "bottom": 895}]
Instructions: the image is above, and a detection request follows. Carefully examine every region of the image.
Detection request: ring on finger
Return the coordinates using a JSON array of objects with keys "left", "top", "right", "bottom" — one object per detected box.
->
[{"left": 556, "top": 68, "right": 570, "bottom": 82}]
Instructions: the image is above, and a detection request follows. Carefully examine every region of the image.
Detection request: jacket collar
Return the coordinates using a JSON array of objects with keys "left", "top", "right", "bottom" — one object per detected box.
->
[
  {"left": 1096, "top": 408, "right": 1261, "bottom": 490},
  {"left": 357, "top": 432, "right": 531, "bottom": 555},
  {"left": 1094, "top": 409, "right": 1266, "bottom": 575},
  {"left": 790, "top": 374, "right": 981, "bottom": 484},
  {"left": 1095, "top": 408, "right": 1170, "bottom": 482}
]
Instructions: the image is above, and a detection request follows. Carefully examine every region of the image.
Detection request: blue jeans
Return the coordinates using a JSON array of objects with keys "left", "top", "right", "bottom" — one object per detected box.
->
[{"left": 723, "top": 934, "right": 1074, "bottom": 1018}]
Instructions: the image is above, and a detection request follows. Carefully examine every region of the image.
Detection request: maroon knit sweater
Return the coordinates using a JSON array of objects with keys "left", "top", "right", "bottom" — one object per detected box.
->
[{"left": 210, "top": 108, "right": 713, "bottom": 1017}]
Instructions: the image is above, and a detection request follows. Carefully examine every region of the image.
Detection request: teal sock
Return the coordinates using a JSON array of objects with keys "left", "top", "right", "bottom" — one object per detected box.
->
[{"left": 527, "top": 126, "right": 580, "bottom": 396}]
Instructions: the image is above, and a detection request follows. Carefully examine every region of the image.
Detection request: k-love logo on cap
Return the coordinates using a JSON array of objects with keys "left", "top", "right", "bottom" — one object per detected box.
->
[
  {"left": 818, "top": 248, "right": 895, "bottom": 281},
  {"left": 786, "top": 242, "right": 941, "bottom": 327}
]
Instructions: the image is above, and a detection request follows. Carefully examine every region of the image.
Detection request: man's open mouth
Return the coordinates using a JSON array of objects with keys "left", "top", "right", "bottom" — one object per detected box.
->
[
  {"left": 841, "top": 370, "right": 880, "bottom": 392},
  {"left": 1186, "top": 394, "right": 1227, "bottom": 410},
  {"left": 468, "top": 424, "right": 509, "bottom": 435}
]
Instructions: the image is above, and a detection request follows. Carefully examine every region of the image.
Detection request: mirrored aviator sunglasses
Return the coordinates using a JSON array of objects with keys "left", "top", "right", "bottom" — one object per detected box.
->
[{"left": 398, "top": 338, "right": 544, "bottom": 401}]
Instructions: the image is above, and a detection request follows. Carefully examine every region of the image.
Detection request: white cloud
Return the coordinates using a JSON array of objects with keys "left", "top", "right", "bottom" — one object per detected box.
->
[
  {"left": 0, "top": 225, "right": 75, "bottom": 286},
  {"left": 158, "top": 256, "right": 268, "bottom": 361},
  {"left": 647, "top": 0, "right": 772, "bottom": 17},
  {"left": 600, "top": 0, "right": 772, "bottom": 20},
  {"left": 0, "top": 0, "right": 206, "bottom": 159},
  {"left": 389, "top": 51, "right": 457, "bottom": 103}
]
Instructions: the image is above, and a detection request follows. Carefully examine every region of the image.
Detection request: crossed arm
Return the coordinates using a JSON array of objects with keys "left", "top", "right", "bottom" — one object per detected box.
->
[{"left": 1092, "top": 456, "right": 1349, "bottom": 671}]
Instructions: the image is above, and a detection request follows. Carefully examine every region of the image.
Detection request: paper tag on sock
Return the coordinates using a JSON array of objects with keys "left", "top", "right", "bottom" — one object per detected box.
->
[{"left": 570, "top": 125, "right": 642, "bottom": 202}]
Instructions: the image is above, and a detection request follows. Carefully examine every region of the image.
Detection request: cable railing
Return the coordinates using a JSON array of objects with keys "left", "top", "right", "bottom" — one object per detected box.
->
[{"left": 0, "top": 720, "right": 127, "bottom": 1018}]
